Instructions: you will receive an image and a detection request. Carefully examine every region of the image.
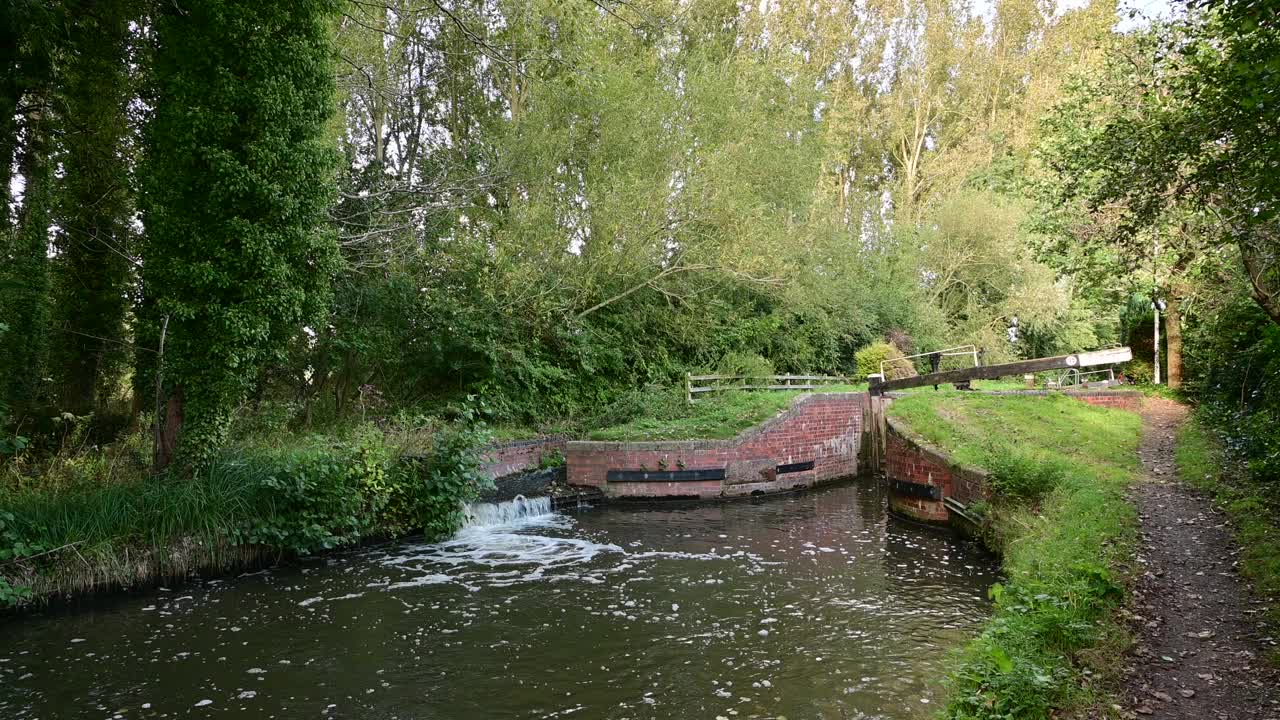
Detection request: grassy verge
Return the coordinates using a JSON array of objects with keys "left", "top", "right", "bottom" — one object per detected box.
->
[
  {"left": 1176, "top": 415, "right": 1280, "bottom": 643},
  {"left": 586, "top": 386, "right": 864, "bottom": 441},
  {"left": 0, "top": 423, "right": 492, "bottom": 609},
  {"left": 887, "top": 392, "right": 1144, "bottom": 719}
]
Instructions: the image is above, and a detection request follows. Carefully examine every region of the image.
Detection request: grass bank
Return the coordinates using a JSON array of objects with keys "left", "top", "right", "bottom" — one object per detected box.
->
[
  {"left": 1176, "top": 415, "right": 1280, "bottom": 641},
  {"left": 0, "top": 423, "right": 492, "bottom": 609},
  {"left": 587, "top": 386, "right": 864, "bottom": 441},
  {"left": 887, "top": 392, "right": 1143, "bottom": 719}
]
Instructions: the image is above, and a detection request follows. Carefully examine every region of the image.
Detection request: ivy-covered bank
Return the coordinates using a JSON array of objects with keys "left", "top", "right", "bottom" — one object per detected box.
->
[
  {"left": 887, "top": 393, "right": 1143, "bottom": 719},
  {"left": 0, "top": 422, "right": 491, "bottom": 609}
]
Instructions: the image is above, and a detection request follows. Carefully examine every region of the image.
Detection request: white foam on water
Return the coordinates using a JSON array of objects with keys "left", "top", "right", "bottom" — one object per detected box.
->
[
  {"left": 373, "top": 495, "right": 777, "bottom": 593},
  {"left": 461, "top": 494, "right": 553, "bottom": 529},
  {"left": 374, "top": 495, "right": 626, "bottom": 590}
]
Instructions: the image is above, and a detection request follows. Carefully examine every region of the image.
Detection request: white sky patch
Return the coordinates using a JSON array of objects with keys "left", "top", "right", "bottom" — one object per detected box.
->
[{"left": 1114, "top": 0, "right": 1180, "bottom": 31}]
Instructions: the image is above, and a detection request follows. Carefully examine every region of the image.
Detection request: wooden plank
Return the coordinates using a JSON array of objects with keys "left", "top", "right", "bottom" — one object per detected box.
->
[
  {"left": 872, "top": 347, "right": 1132, "bottom": 394},
  {"left": 890, "top": 479, "right": 942, "bottom": 500},
  {"left": 607, "top": 468, "right": 726, "bottom": 483},
  {"left": 687, "top": 374, "right": 846, "bottom": 382},
  {"left": 776, "top": 460, "right": 815, "bottom": 475}
]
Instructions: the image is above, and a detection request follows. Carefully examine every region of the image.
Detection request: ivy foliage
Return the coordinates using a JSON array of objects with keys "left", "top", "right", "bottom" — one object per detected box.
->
[{"left": 140, "top": 0, "right": 341, "bottom": 466}]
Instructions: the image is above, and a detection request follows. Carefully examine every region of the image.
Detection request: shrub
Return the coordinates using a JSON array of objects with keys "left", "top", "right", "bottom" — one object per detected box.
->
[
  {"left": 0, "top": 420, "right": 493, "bottom": 605},
  {"left": 224, "top": 423, "right": 492, "bottom": 554},
  {"left": 538, "top": 448, "right": 566, "bottom": 470},
  {"left": 855, "top": 341, "right": 916, "bottom": 380},
  {"left": 1123, "top": 358, "right": 1153, "bottom": 384},
  {"left": 712, "top": 351, "right": 775, "bottom": 381},
  {"left": 982, "top": 444, "right": 1067, "bottom": 502},
  {"left": 225, "top": 445, "right": 374, "bottom": 554}
]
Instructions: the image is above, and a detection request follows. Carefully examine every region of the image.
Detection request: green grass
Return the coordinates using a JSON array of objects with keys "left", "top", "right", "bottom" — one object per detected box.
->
[
  {"left": 0, "top": 426, "right": 492, "bottom": 608},
  {"left": 586, "top": 386, "right": 865, "bottom": 441},
  {"left": 1176, "top": 416, "right": 1280, "bottom": 650},
  {"left": 896, "top": 378, "right": 1032, "bottom": 393},
  {"left": 887, "top": 392, "right": 1144, "bottom": 719},
  {"left": 0, "top": 466, "right": 270, "bottom": 603}
]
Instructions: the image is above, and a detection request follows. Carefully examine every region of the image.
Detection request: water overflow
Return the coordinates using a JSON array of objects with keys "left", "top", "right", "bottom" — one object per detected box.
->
[{"left": 1, "top": 482, "right": 998, "bottom": 719}]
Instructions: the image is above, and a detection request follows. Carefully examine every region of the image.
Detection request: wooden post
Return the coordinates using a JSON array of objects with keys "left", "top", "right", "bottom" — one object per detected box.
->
[
  {"left": 685, "top": 372, "right": 692, "bottom": 405},
  {"left": 1153, "top": 302, "right": 1162, "bottom": 385}
]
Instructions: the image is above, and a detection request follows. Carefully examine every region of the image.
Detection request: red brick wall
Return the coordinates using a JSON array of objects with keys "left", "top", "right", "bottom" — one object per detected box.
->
[
  {"left": 566, "top": 393, "right": 867, "bottom": 499},
  {"left": 479, "top": 436, "right": 568, "bottom": 479},
  {"left": 883, "top": 418, "right": 990, "bottom": 524},
  {"left": 1074, "top": 391, "right": 1142, "bottom": 411}
]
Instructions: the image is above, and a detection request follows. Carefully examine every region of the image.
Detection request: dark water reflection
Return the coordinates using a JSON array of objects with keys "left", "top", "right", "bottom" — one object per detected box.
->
[{"left": 0, "top": 481, "right": 999, "bottom": 720}]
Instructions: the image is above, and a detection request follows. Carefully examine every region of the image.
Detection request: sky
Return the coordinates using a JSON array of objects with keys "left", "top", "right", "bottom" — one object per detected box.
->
[{"left": 1115, "top": 0, "right": 1181, "bottom": 31}]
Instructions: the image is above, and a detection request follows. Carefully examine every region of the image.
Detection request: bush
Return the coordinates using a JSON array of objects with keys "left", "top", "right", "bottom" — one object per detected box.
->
[
  {"left": 224, "top": 445, "right": 375, "bottom": 554},
  {"left": 0, "top": 421, "right": 493, "bottom": 605},
  {"left": 712, "top": 351, "right": 775, "bottom": 380},
  {"left": 855, "top": 341, "right": 916, "bottom": 380},
  {"left": 982, "top": 444, "right": 1067, "bottom": 502},
  {"left": 538, "top": 448, "right": 566, "bottom": 470},
  {"left": 1123, "top": 358, "right": 1154, "bottom": 385},
  {"left": 224, "top": 422, "right": 492, "bottom": 553}
]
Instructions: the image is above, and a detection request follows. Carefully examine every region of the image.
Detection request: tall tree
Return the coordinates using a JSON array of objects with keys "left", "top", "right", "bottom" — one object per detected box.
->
[
  {"left": 1040, "top": 6, "right": 1280, "bottom": 335},
  {"left": 0, "top": 1, "right": 61, "bottom": 419},
  {"left": 141, "top": 0, "right": 341, "bottom": 469},
  {"left": 48, "top": 0, "right": 137, "bottom": 415}
]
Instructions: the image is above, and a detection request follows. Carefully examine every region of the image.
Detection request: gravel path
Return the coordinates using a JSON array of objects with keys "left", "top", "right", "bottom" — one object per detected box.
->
[{"left": 1119, "top": 398, "right": 1280, "bottom": 719}]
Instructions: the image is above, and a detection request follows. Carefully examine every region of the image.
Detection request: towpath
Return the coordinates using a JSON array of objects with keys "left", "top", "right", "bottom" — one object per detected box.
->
[{"left": 1119, "top": 397, "right": 1279, "bottom": 719}]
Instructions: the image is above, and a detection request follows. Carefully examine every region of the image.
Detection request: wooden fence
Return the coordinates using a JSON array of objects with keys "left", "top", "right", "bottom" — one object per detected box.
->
[{"left": 685, "top": 373, "right": 853, "bottom": 403}]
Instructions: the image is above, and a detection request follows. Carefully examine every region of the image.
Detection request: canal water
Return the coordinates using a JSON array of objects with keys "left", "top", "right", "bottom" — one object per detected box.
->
[{"left": 0, "top": 481, "right": 999, "bottom": 720}]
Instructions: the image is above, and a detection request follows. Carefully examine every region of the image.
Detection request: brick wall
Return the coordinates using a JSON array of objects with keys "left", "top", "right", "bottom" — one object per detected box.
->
[
  {"left": 479, "top": 436, "right": 568, "bottom": 480},
  {"left": 1074, "top": 392, "right": 1142, "bottom": 411},
  {"left": 566, "top": 393, "right": 867, "bottom": 499},
  {"left": 883, "top": 417, "right": 989, "bottom": 524}
]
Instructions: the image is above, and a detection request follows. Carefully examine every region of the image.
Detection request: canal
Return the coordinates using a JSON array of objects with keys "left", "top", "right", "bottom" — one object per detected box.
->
[{"left": 0, "top": 481, "right": 999, "bottom": 719}]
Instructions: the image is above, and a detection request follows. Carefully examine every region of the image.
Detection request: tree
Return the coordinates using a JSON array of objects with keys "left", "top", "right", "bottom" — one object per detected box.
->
[
  {"left": 140, "top": 0, "right": 341, "bottom": 469},
  {"left": 48, "top": 0, "right": 137, "bottom": 416},
  {"left": 1038, "top": 29, "right": 1230, "bottom": 387},
  {"left": 1039, "top": 6, "right": 1280, "bottom": 339},
  {"left": 0, "top": 1, "right": 61, "bottom": 419}
]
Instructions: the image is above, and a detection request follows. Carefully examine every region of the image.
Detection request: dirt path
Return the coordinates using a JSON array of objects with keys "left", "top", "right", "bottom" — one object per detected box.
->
[{"left": 1119, "top": 397, "right": 1280, "bottom": 719}]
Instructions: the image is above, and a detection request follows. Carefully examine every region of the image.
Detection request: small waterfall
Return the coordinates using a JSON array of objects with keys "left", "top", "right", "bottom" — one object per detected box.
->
[{"left": 462, "top": 494, "right": 554, "bottom": 529}]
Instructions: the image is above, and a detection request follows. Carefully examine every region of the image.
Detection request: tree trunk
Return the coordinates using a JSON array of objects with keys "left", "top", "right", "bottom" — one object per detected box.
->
[
  {"left": 1241, "top": 240, "right": 1280, "bottom": 326},
  {"left": 1165, "top": 291, "right": 1184, "bottom": 389},
  {"left": 154, "top": 385, "right": 184, "bottom": 472}
]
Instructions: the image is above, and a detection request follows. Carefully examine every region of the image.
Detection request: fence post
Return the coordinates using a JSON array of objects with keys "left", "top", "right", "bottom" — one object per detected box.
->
[{"left": 686, "top": 372, "right": 692, "bottom": 404}]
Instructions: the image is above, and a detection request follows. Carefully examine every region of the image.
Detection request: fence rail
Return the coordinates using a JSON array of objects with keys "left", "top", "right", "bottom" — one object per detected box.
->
[
  {"left": 877, "top": 344, "right": 979, "bottom": 380},
  {"left": 685, "top": 373, "right": 852, "bottom": 403},
  {"left": 1049, "top": 367, "right": 1117, "bottom": 388}
]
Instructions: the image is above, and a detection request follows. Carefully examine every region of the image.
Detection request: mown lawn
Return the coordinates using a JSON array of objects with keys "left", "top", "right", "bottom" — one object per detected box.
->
[{"left": 887, "top": 392, "right": 1144, "bottom": 719}]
